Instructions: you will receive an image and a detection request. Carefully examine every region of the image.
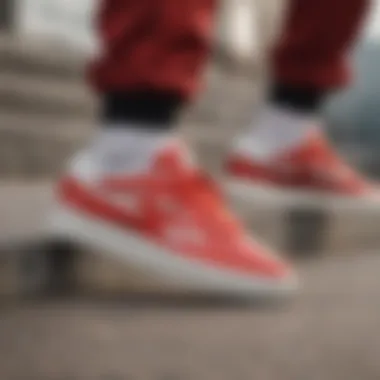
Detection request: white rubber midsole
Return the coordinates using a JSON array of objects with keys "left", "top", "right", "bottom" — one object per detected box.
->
[
  {"left": 47, "top": 204, "right": 297, "bottom": 297},
  {"left": 225, "top": 179, "right": 380, "bottom": 211}
]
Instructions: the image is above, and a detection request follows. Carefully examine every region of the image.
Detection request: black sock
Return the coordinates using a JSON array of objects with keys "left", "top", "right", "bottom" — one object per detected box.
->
[
  {"left": 269, "top": 82, "right": 326, "bottom": 113},
  {"left": 101, "top": 90, "right": 185, "bottom": 129}
]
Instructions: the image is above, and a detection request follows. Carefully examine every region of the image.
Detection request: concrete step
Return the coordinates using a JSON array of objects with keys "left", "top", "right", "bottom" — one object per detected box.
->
[
  {"left": 1, "top": 257, "right": 380, "bottom": 380},
  {"left": 183, "top": 67, "right": 260, "bottom": 129},
  {"left": 0, "top": 34, "right": 85, "bottom": 81},
  {"left": 0, "top": 68, "right": 257, "bottom": 126},
  {"left": 0, "top": 72, "right": 95, "bottom": 117},
  {"left": 0, "top": 75, "right": 252, "bottom": 177},
  {"left": 1, "top": 181, "right": 380, "bottom": 299},
  {"left": 0, "top": 32, "right": 261, "bottom": 126},
  {"left": 0, "top": 114, "right": 92, "bottom": 177}
]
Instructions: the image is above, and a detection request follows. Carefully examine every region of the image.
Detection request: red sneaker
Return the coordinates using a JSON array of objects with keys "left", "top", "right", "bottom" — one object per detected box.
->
[
  {"left": 49, "top": 143, "right": 296, "bottom": 297},
  {"left": 227, "top": 131, "right": 377, "bottom": 199}
]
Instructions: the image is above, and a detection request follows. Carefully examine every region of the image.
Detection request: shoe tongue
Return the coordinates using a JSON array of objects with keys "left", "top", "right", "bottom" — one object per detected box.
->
[{"left": 152, "top": 140, "right": 197, "bottom": 175}]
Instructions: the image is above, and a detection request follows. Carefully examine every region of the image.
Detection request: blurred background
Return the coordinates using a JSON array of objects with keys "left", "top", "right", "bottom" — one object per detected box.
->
[
  {"left": 1, "top": 1, "right": 380, "bottom": 380},
  {"left": 0, "top": 0, "right": 285, "bottom": 179},
  {"left": 325, "top": 0, "right": 380, "bottom": 177},
  {"left": 0, "top": 0, "right": 380, "bottom": 178}
]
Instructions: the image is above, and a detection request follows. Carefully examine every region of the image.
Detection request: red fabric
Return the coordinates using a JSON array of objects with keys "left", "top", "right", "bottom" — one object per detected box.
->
[
  {"left": 272, "top": 0, "right": 370, "bottom": 89},
  {"left": 89, "top": 0, "right": 217, "bottom": 98},
  {"left": 89, "top": 0, "right": 369, "bottom": 97}
]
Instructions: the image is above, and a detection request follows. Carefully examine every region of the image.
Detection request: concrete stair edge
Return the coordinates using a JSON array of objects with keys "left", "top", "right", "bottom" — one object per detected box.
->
[
  {"left": 0, "top": 120, "right": 91, "bottom": 178},
  {"left": 0, "top": 72, "right": 95, "bottom": 117},
  {"left": 0, "top": 33, "right": 86, "bottom": 80}
]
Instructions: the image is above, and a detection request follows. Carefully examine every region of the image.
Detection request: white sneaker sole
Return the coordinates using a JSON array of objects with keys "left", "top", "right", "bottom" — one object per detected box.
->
[
  {"left": 226, "top": 179, "right": 380, "bottom": 211},
  {"left": 47, "top": 203, "right": 298, "bottom": 299}
]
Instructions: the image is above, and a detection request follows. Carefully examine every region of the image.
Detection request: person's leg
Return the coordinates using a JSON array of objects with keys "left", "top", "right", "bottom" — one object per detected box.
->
[
  {"left": 51, "top": 0, "right": 295, "bottom": 297},
  {"left": 90, "top": 0, "right": 217, "bottom": 118},
  {"left": 229, "top": 0, "right": 374, "bottom": 197},
  {"left": 83, "top": 0, "right": 217, "bottom": 175},
  {"left": 270, "top": 0, "right": 370, "bottom": 107}
]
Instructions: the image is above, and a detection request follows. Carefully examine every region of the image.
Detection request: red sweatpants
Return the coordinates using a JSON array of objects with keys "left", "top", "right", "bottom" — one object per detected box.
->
[{"left": 90, "top": 0, "right": 369, "bottom": 98}]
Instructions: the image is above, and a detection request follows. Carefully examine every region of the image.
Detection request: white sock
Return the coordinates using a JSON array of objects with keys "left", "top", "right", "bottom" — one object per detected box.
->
[
  {"left": 69, "top": 125, "right": 177, "bottom": 181},
  {"left": 232, "top": 106, "right": 317, "bottom": 161}
]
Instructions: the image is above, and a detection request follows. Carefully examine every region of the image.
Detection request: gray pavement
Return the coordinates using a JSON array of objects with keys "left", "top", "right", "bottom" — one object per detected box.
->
[
  {"left": 1, "top": 252, "right": 380, "bottom": 380},
  {"left": 1, "top": 181, "right": 380, "bottom": 380}
]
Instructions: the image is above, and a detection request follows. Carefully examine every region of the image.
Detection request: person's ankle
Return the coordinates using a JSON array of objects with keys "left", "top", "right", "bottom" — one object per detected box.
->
[
  {"left": 232, "top": 105, "right": 318, "bottom": 160},
  {"left": 102, "top": 90, "right": 184, "bottom": 127},
  {"left": 232, "top": 82, "right": 326, "bottom": 160}
]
